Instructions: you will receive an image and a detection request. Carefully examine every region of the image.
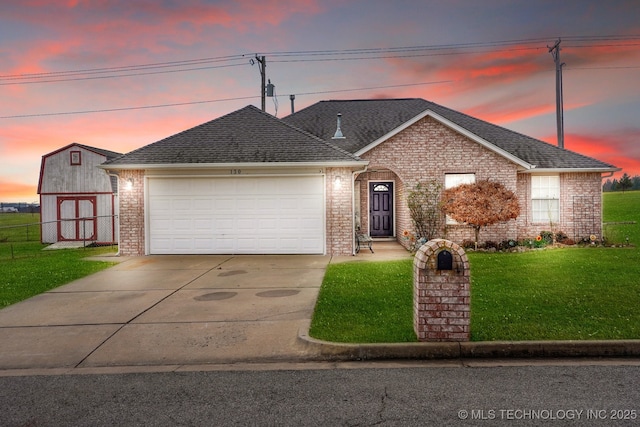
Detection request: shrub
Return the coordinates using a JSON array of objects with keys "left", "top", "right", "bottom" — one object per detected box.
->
[
  {"left": 483, "top": 240, "right": 499, "bottom": 250},
  {"left": 555, "top": 230, "right": 569, "bottom": 243},
  {"left": 499, "top": 239, "right": 518, "bottom": 250},
  {"left": 540, "top": 230, "right": 554, "bottom": 244},
  {"left": 441, "top": 180, "right": 520, "bottom": 249},
  {"left": 407, "top": 180, "right": 443, "bottom": 241},
  {"left": 461, "top": 239, "right": 476, "bottom": 250}
]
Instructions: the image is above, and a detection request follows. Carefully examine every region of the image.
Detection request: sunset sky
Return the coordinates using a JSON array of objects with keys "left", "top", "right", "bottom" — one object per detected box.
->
[{"left": 1, "top": 0, "right": 639, "bottom": 203}]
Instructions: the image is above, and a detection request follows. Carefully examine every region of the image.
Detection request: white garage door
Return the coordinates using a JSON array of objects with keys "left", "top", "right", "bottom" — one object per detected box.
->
[{"left": 148, "top": 176, "right": 325, "bottom": 254}]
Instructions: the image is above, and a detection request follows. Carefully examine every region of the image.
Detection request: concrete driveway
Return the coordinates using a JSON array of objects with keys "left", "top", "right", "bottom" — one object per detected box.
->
[{"left": 0, "top": 254, "right": 332, "bottom": 371}]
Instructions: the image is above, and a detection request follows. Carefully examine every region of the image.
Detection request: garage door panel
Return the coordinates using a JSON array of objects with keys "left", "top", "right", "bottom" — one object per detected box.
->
[
  {"left": 148, "top": 176, "right": 325, "bottom": 254},
  {"left": 192, "top": 199, "right": 213, "bottom": 211},
  {"left": 194, "top": 219, "right": 213, "bottom": 231},
  {"left": 216, "top": 198, "right": 237, "bottom": 212},
  {"left": 194, "top": 238, "right": 214, "bottom": 250},
  {"left": 174, "top": 238, "right": 193, "bottom": 251},
  {"left": 236, "top": 198, "right": 256, "bottom": 210}
]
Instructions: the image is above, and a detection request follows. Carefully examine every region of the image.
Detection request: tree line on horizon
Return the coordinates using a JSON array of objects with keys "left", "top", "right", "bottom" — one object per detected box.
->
[{"left": 602, "top": 173, "right": 640, "bottom": 192}]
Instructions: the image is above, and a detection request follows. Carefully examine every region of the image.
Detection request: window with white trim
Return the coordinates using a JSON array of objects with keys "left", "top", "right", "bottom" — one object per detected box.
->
[
  {"left": 444, "top": 173, "right": 475, "bottom": 224},
  {"left": 531, "top": 175, "right": 560, "bottom": 223}
]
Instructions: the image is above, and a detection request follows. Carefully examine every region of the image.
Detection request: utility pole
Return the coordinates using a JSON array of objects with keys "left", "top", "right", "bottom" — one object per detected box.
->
[
  {"left": 253, "top": 55, "right": 266, "bottom": 111},
  {"left": 548, "top": 39, "right": 565, "bottom": 149}
]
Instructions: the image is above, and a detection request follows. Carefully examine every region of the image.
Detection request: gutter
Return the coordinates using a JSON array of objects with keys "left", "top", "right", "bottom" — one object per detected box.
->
[
  {"left": 98, "top": 160, "right": 367, "bottom": 171},
  {"left": 520, "top": 167, "right": 621, "bottom": 174}
]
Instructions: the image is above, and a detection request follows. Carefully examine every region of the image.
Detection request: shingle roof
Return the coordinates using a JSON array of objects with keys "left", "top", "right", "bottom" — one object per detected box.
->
[
  {"left": 75, "top": 144, "right": 123, "bottom": 160},
  {"left": 283, "top": 98, "right": 618, "bottom": 171},
  {"left": 104, "top": 105, "right": 361, "bottom": 166}
]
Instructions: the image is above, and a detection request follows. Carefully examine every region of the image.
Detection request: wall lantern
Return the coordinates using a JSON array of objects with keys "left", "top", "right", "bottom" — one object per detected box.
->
[
  {"left": 334, "top": 176, "right": 342, "bottom": 189},
  {"left": 124, "top": 178, "right": 134, "bottom": 191}
]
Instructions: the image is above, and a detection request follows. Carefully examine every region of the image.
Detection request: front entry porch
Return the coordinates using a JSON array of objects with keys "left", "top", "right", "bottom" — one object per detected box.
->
[{"left": 339, "top": 240, "right": 411, "bottom": 263}]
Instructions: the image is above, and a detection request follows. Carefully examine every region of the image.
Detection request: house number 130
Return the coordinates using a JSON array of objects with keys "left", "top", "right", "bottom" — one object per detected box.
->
[{"left": 230, "top": 169, "right": 242, "bottom": 175}]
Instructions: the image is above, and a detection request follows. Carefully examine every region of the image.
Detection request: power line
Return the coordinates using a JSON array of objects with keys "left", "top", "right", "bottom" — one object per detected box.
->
[
  {"left": 0, "top": 63, "right": 246, "bottom": 86},
  {"left": 0, "top": 54, "right": 248, "bottom": 79},
  {"left": 293, "top": 81, "right": 452, "bottom": 96},
  {"left": 0, "top": 96, "right": 258, "bottom": 119},
  {"left": 3, "top": 36, "right": 638, "bottom": 85},
  {"left": 0, "top": 81, "right": 451, "bottom": 119},
  {"left": 270, "top": 46, "right": 546, "bottom": 64},
  {"left": 566, "top": 65, "right": 640, "bottom": 70}
]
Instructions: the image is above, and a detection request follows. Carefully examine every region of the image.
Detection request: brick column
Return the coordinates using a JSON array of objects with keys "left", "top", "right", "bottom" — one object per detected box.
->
[
  {"left": 118, "top": 170, "right": 145, "bottom": 256},
  {"left": 413, "top": 239, "right": 470, "bottom": 341},
  {"left": 326, "top": 167, "right": 354, "bottom": 256}
]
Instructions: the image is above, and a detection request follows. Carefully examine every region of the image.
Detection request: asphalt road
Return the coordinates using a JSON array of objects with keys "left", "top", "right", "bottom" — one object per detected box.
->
[{"left": 2, "top": 360, "right": 640, "bottom": 426}]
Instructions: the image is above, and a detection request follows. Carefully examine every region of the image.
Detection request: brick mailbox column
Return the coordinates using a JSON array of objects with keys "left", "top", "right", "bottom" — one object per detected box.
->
[{"left": 413, "top": 239, "right": 470, "bottom": 342}]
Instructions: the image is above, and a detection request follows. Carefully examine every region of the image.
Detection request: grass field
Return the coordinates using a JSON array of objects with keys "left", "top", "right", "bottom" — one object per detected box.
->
[
  {"left": 310, "top": 191, "right": 640, "bottom": 342},
  {"left": 0, "top": 212, "right": 41, "bottom": 243},
  {"left": 603, "top": 190, "right": 640, "bottom": 245}
]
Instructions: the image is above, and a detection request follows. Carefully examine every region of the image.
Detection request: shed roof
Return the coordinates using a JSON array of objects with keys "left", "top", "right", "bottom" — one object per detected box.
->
[{"left": 38, "top": 143, "right": 123, "bottom": 194}]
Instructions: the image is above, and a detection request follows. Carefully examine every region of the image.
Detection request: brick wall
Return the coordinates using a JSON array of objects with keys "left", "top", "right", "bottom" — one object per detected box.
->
[
  {"left": 517, "top": 172, "right": 603, "bottom": 241},
  {"left": 358, "top": 116, "right": 520, "bottom": 247},
  {"left": 326, "top": 167, "right": 356, "bottom": 256},
  {"left": 118, "top": 170, "right": 145, "bottom": 256}
]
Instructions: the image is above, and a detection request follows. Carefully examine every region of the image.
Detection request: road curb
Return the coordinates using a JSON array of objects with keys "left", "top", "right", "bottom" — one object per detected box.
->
[{"left": 297, "top": 321, "right": 640, "bottom": 360}]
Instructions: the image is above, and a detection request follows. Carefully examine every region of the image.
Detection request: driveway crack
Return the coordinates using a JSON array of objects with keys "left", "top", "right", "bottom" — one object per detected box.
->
[{"left": 74, "top": 256, "right": 235, "bottom": 368}]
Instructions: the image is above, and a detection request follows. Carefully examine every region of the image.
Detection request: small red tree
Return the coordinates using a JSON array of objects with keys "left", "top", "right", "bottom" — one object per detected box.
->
[{"left": 440, "top": 180, "right": 520, "bottom": 249}]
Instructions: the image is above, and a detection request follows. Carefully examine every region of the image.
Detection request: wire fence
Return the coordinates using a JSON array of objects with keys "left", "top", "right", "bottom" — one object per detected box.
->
[{"left": 0, "top": 214, "right": 118, "bottom": 257}]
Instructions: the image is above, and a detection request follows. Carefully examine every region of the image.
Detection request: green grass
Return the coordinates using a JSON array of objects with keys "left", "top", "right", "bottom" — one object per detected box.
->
[
  {"left": 0, "top": 242, "right": 116, "bottom": 307},
  {"left": 470, "top": 248, "right": 640, "bottom": 340},
  {"left": 603, "top": 190, "right": 640, "bottom": 245},
  {"left": 310, "top": 260, "right": 415, "bottom": 343},
  {"left": 311, "top": 190, "right": 640, "bottom": 342},
  {"left": 0, "top": 212, "right": 42, "bottom": 242},
  {"left": 0, "top": 213, "right": 117, "bottom": 308}
]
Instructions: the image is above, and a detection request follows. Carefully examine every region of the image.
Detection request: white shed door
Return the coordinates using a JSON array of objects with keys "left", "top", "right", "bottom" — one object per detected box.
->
[{"left": 148, "top": 176, "right": 325, "bottom": 254}]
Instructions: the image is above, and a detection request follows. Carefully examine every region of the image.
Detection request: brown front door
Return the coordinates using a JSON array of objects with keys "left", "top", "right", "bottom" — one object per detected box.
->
[{"left": 369, "top": 182, "right": 393, "bottom": 237}]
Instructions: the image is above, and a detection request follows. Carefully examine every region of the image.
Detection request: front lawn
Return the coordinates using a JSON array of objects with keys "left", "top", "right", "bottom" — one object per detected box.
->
[
  {"left": 470, "top": 247, "right": 640, "bottom": 340},
  {"left": 310, "top": 191, "right": 640, "bottom": 342},
  {"left": 310, "top": 247, "right": 640, "bottom": 342},
  {"left": 310, "top": 260, "right": 415, "bottom": 343},
  {"left": 0, "top": 242, "right": 116, "bottom": 307}
]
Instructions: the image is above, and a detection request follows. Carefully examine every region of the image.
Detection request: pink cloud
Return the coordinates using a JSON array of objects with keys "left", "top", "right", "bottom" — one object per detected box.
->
[
  {"left": 564, "top": 40, "right": 640, "bottom": 68},
  {"left": 463, "top": 102, "right": 554, "bottom": 126},
  {"left": 1, "top": 0, "right": 325, "bottom": 81},
  {"left": 387, "top": 45, "right": 549, "bottom": 91},
  {"left": 541, "top": 131, "right": 640, "bottom": 177},
  {"left": 0, "top": 180, "right": 37, "bottom": 201}
]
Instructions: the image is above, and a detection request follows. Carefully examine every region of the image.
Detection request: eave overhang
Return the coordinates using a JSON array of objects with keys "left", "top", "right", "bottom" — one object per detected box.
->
[{"left": 99, "top": 160, "right": 368, "bottom": 171}]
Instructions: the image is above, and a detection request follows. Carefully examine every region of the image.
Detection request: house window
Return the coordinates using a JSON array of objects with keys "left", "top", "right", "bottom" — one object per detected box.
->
[
  {"left": 531, "top": 175, "right": 560, "bottom": 223},
  {"left": 70, "top": 151, "right": 81, "bottom": 166},
  {"left": 444, "top": 173, "right": 475, "bottom": 224}
]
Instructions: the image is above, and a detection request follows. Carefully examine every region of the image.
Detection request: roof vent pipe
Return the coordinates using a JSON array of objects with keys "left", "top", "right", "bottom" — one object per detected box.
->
[{"left": 332, "top": 113, "right": 345, "bottom": 139}]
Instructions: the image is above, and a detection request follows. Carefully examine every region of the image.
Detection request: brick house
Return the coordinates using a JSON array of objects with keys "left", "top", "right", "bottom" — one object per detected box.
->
[{"left": 102, "top": 99, "right": 618, "bottom": 256}]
